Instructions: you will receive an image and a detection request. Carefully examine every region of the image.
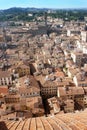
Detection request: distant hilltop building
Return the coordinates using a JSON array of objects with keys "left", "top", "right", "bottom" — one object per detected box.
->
[
  {"left": 84, "top": 16, "right": 87, "bottom": 22},
  {"left": 47, "top": 9, "right": 56, "bottom": 14},
  {"left": 28, "top": 13, "right": 33, "bottom": 17}
]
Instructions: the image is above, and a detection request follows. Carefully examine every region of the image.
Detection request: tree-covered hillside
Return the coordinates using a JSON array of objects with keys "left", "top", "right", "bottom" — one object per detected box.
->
[{"left": 0, "top": 7, "right": 87, "bottom": 22}]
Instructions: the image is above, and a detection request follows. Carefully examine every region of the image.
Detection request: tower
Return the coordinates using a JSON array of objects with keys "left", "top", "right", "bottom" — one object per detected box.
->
[
  {"left": 3, "top": 27, "right": 7, "bottom": 43},
  {"left": 44, "top": 12, "right": 47, "bottom": 27}
]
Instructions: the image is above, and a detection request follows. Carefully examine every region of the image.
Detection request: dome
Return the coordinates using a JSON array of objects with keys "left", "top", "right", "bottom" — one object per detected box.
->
[{"left": 1, "top": 109, "right": 87, "bottom": 130}]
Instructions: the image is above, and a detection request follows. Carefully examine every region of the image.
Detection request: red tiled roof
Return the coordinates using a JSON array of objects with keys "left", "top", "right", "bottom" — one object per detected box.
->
[
  {"left": 0, "top": 86, "right": 8, "bottom": 95},
  {"left": 58, "top": 87, "right": 84, "bottom": 96},
  {"left": 0, "top": 70, "right": 11, "bottom": 78}
]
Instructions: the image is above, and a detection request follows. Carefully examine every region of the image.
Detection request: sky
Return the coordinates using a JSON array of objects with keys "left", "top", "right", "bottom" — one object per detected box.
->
[{"left": 0, "top": 0, "right": 87, "bottom": 9}]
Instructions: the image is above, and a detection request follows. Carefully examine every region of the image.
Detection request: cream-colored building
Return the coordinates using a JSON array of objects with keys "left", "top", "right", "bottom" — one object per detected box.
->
[{"left": 81, "top": 31, "right": 87, "bottom": 42}]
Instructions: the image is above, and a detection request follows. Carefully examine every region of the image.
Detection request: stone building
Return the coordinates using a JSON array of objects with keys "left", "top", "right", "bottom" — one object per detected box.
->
[
  {"left": 41, "top": 80, "right": 57, "bottom": 98},
  {"left": 0, "top": 70, "right": 12, "bottom": 86}
]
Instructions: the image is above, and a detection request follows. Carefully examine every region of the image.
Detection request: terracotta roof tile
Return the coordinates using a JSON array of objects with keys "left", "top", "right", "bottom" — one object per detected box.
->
[
  {"left": 30, "top": 118, "right": 36, "bottom": 130},
  {"left": 0, "top": 86, "right": 8, "bottom": 95},
  {"left": 22, "top": 119, "right": 31, "bottom": 130}
]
